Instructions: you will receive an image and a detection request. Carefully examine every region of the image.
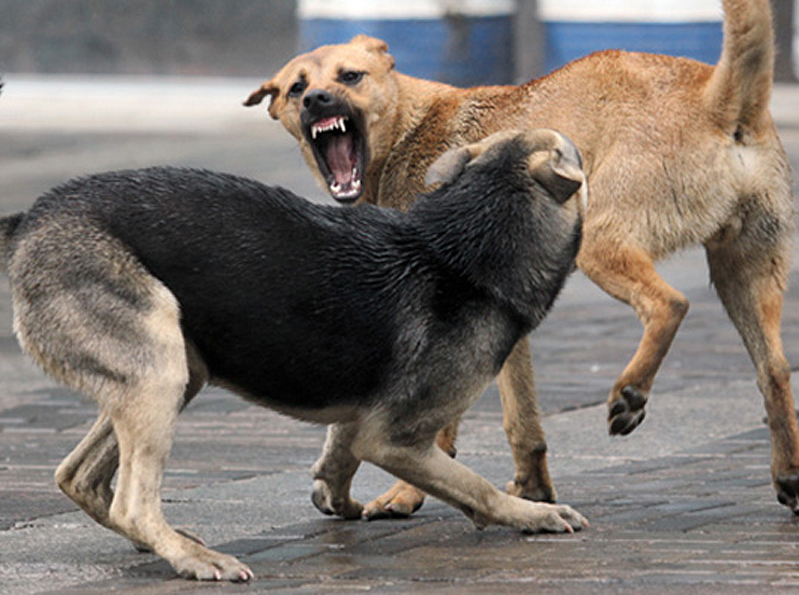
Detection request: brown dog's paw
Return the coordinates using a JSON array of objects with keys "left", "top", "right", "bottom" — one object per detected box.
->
[
  {"left": 775, "top": 473, "right": 799, "bottom": 514},
  {"left": 362, "top": 482, "right": 425, "bottom": 520},
  {"left": 506, "top": 479, "right": 557, "bottom": 504},
  {"left": 608, "top": 385, "right": 648, "bottom": 436}
]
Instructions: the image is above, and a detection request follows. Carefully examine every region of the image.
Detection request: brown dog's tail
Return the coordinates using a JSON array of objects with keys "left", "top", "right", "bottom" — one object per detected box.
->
[
  {"left": 704, "top": 0, "right": 775, "bottom": 135},
  {"left": 0, "top": 214, "right": 24, "bottom": 273}
]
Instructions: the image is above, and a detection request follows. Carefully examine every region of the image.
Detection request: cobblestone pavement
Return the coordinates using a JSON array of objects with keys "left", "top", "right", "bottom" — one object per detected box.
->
[{"left": 1, "top": 77, "right": 799, "bottom": 594}]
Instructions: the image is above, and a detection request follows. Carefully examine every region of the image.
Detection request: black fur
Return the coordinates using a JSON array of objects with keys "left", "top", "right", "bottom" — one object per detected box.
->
[{"left": 6, "top": 135, "right": 581, "bottom": 413}]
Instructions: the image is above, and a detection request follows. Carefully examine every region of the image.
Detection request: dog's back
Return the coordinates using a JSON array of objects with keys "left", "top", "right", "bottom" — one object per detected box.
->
[
  {"left": 8, "top": 167, "right": 410, "bottom": 412},
  {"left": 4, "top": 142, "right": 581, "bottom": 418}
]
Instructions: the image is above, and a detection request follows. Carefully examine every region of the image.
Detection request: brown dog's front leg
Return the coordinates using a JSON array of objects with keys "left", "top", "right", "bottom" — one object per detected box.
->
[
  {"left": 498, "top": 338, "right": 556, "bottom": 503},
  {"left": 578, "top": 241, "right": 689, "bottom": 436}
]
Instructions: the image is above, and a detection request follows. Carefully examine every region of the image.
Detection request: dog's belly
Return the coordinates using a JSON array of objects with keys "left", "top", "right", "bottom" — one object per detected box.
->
[{"left": 185, "top": 308, "right": 395, "bottom": 409}]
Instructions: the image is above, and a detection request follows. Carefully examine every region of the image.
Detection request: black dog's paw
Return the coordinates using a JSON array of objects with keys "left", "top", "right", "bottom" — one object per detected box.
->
[
  {"left": 311, "top": 480, "right": 363, "bottom": 519},
  {"left": 608, "top": 386, "right": 648, "bottom": 436},
  {"left": 311, "top": 487, "right": 335, "bottom": 516},
  {"left": 775, "top": 473, "right": 799, "bottom": 515}
]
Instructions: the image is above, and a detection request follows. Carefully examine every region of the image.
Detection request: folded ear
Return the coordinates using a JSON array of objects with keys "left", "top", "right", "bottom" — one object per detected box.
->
[
  {"left": 350, "top": 34, "right": 395, "bottom": 70},
  {"left": 243, "top": 81, "right": 280, "bottom": 118},
  {"left": 425, "top": 146, "right": 474, "bottom": 187},
  {"left": 529, "top": 135, "right": 585, "bottom": 204}
]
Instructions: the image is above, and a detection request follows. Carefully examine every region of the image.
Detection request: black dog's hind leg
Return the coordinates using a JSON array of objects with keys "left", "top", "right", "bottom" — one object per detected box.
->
[
  {"left": 55, "top": 413, "right": 118, "bottom": 528},
  {"left": 55, "top": 342, "right": 209, "bottom": 552}
]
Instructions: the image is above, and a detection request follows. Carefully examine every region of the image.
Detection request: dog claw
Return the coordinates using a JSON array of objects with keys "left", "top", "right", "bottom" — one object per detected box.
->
[{"left": 608, "top": 385, "right": 648, "bottom": 436}]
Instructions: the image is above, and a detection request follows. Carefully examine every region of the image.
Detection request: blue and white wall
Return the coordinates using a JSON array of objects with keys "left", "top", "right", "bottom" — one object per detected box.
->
[
  {"left": 539, "top": 0, "right": 724, "bottom": 74},
  {"left": 298, "top": 0, "right": 515, "bottom": 86}
]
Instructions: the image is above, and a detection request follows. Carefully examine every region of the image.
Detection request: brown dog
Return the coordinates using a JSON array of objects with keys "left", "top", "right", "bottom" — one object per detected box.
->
[{"left": 246, "top": 0, "right": 799, "bottom": 519}]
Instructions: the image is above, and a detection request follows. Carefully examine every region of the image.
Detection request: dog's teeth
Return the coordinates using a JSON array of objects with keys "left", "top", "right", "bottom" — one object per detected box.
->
[
  {"left": 311, "top": 127, "right": 318, "bottom": 140},
  {"left": 339, "top": 118, "right": 346, "bottom": 133}
]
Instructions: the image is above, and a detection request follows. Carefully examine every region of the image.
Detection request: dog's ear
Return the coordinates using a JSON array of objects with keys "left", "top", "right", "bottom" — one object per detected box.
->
[
  {"left": 243, "top": 81, "right": 280, "bottom": 118},
  {"left": 425, "top": 146, "right": 475, "bottom": 187},
  {"left": 528, "top": 134, "right": 585, "bottom": 204},
  {"left": 350, "top": 34, "right": 395, "bottom": 70}
]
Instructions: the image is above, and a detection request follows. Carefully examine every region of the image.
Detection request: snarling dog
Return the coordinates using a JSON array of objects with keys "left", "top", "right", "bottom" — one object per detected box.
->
[
  {"left": 246, "top": 0, "right": 799, "bottom": 517},
  {"left": 0, "top": 129, "right": 587, "bottom": 581}
]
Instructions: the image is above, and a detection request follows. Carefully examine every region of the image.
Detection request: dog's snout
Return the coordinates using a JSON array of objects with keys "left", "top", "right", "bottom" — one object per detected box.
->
[{"left": 303, "top": 89, "right": 333, "bottom": 111}]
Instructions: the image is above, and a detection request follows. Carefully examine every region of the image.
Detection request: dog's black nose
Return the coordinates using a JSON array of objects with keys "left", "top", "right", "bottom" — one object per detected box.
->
[{"left": 303, "top": 89, "right": 333, "bottom": 111}]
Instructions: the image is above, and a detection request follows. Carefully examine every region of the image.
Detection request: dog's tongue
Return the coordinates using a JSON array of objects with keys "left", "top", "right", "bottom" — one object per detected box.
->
[{"left": 325, "top": 134, "right": 354, "bottom": 186}]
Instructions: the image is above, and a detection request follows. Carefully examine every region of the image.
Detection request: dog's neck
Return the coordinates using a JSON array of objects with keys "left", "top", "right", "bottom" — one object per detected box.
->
[
  {"left": 365, "top": 73, "right": 526, "bottom": 208},
  {"left": 361, "top": 72, "right": 458, "bottom": 205}
]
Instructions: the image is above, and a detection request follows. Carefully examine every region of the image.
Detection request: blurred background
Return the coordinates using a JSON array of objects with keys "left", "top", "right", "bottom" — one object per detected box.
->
[{"left": 0, "top": 0, "right": 796, "bottom": 84}]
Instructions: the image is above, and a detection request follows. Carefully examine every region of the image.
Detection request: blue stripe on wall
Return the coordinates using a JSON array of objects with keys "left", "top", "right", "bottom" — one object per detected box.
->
[
  {"left": 544, "top": 21, "right": 724, "bottom": 74},
  {"left": 299, "top": 17, "right": 514, "bottom": 87}
]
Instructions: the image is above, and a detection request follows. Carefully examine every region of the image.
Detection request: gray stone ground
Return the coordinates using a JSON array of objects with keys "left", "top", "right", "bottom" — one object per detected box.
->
[{"left": 0, "top": 76, "right": 799, "bottom": 594}]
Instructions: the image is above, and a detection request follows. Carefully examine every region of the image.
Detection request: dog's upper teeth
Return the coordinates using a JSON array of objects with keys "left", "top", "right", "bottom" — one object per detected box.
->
[{"left": 312, "top": 116, "right": 349, "bottom": 139}]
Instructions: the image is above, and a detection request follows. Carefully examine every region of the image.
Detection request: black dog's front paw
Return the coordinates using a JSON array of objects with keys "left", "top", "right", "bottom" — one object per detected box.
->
[
  {"left": 608, "top": 386, "right": 648, "bottom": 436},
  {"left": 776, "top": 473, "right": 799, "bottom": 514},
  {"left": 311, "top": 480, "right": 363, "bottom": 519}
]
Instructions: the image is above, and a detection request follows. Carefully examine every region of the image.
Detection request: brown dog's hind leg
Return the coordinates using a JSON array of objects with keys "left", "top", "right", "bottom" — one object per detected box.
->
[
  {"left": 578, "top": 242, "right": 689, "bottom": 436},
  {"left": 361, "top": 425, "right": 458, "bottom": 519},
  {"left": 499, "top": 338, "right": 556, "bottom": 502},
  {"left": 706, "top": 231, "right": 799, "bottom": 513}
]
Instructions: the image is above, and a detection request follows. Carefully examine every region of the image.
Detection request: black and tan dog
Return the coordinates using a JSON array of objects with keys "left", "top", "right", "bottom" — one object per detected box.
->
[
  {"left": 0, "top": 129, "right": 587, "bottom": 581},
  {"left": 247, "top": 0, "right": 799, "bottom": 517}
]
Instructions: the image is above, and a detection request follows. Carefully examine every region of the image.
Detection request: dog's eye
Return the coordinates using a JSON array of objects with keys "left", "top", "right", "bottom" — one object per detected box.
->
[
  {"left": 338, "top": 70, "right": 365, "bottom": 85},
  {"left": 288, "top": 80, "right": 307, "bottom": 97}
]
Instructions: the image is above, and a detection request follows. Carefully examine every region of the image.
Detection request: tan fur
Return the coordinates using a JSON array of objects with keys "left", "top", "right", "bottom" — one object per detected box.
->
[{"left": 250, "top": 0, "right": 799, "bottom": 516}]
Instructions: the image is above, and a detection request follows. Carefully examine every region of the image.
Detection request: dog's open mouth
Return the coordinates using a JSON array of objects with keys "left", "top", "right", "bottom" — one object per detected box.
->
[{"left": 306, "top": 114, "right": 365, "bottom": 203}]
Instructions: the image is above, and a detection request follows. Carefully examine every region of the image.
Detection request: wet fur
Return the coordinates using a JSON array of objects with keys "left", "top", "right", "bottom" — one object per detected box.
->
[{"left": 0, "top": 130, "right": 587, "bottom": 581}]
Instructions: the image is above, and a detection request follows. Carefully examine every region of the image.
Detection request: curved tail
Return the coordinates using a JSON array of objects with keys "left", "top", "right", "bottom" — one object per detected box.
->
[
  {"left": 0, "top": 214, "right": 24, "bottom": 273},
  {"left": 704, "top": 0, "right": 775, "bottom": 135}
]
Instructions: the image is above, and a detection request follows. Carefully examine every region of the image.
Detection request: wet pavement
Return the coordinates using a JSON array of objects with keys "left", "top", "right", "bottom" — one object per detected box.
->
[{"left": 1, "top": 76, "right": 799, "bottom": 593}]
